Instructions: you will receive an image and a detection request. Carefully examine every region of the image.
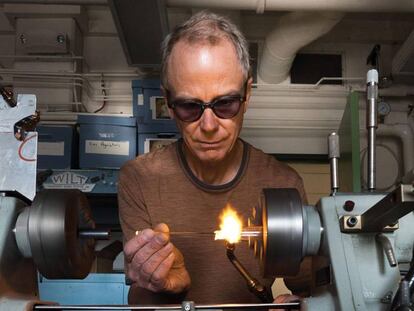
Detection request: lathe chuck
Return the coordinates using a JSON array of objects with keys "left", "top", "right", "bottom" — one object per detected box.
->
[
  {"left": 15, "top": 190, "right": 95, "bottom": 279},
  {"left": 260, "top": 188, "right": 304, "bottom": 277}
]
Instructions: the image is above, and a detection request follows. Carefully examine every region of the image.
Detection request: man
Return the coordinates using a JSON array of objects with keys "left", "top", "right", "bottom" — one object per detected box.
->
[{"left": 118, "top": 11, "right": 307, "bottom": 304}]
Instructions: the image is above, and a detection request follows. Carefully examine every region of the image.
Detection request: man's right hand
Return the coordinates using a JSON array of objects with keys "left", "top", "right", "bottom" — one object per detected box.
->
[{"left": 124, "top": 223, "right": 191, "bottom": 294}]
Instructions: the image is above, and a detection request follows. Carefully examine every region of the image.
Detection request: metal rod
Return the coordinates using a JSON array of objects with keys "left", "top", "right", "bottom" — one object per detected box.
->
[
  {"left": 328, "top": 132, "right": 340, "bottom": 195},
  {"left": 241, "top": 231, "right": 262, "bottom": 238},
  {"left": 366, "top": 69, "right": 378, "bottom": 191},
  {"left": 34, "top": 302, "right": 300, "bottom": 310},
  {"left": 331, "top": 158, "right": 339, "bottom": 192},
  {"left": 240, "top": 226, "right": 263, "bottom": 239},
  {"left": 169, "top": 232, "right": 213, "bottom": 235},
  {"left": 79, "top": 229, "right": 111, "bottom": 240},
  {"left": 135, "top": 230, "right": 214, "bottom": 237},
  {"left": 367, "top": 127, "right": 376, "bottom": 190},
  {"left": 135, "top": 229, "right": 263, "bottom": 238}
]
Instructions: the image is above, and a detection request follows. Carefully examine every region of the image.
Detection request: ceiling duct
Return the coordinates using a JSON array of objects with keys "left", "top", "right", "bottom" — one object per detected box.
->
[
  {"left": 167, "top": 0, "right": 414, "bottom": 13},
  {"left": 392, "top": 29, "right": 414, "bottom": 81},
  {"left": 108, "top": 0, "right": 169, "bottom": 67},
  {"left": 258, "top": 12, "right": 344, "bottom": 84}
]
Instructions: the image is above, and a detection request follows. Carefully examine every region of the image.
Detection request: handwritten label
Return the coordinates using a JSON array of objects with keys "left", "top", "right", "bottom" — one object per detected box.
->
[
  {"left": 38, "top": 142, "right": 65, "bottom": 156},
  {"left": 85, "top": 140, "right": 129, "bottom": 156},
  {"left": 138, "top": 94, "right": 144, "bottom": 106}
]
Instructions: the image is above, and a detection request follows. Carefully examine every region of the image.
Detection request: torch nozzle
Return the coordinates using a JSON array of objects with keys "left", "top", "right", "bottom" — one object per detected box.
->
[{"left": 225, "top": 242, "right": 273, "bottom": 303}]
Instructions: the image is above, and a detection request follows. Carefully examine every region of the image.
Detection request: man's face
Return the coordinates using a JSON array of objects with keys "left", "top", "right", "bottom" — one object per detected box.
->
[{"left": 166, "top": 39, "right": 250, "bottom": 164}]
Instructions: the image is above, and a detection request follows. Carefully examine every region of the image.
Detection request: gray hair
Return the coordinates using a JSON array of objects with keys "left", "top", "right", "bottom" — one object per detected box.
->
[{"left": 160, "top": 11, "right": 250, "bottom": 90}]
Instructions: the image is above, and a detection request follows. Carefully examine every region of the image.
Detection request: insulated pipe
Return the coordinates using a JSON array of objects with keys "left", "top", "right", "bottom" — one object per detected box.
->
[
  {"left": 376, "top": 124, "right": 414, "bottom": 176},
  {"left": 258, "top": 12, "right": 344, "bottom": 84},
  {"left": 167, "top": 0, "right": 414, "bottom": 13}
]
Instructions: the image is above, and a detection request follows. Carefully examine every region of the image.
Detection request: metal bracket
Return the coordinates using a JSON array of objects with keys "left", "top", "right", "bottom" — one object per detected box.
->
[
  {"left": 340, "top": 185, "right": 413, "bottom": 233},
  {"left": 360, "top": 184, "right": 414, "bottom": 232},
  {"left": 0, "top": 94, "right": 38, "bottom": 201},
  {"left": 341, "top": 215, "right": 362, "bottom": 231},
  {"left": 341, "top": 215, "right": 399, "bottom": 232}
]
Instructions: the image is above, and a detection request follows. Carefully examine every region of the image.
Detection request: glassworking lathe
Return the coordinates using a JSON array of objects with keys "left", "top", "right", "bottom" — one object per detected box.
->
[{"left": 0, "top": 70, "right": 413, "bottom": 310}]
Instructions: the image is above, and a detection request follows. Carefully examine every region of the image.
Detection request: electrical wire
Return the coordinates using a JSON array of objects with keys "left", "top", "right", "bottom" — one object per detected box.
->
[
  {"left": 18, "top": 134, "right": 37, "bottom": 162},
  {"left": 408, "top": 104, "right": 413, "bottom": 117},
  {"left": 94, "top": 76, "right": 107, "bottom": 113}
]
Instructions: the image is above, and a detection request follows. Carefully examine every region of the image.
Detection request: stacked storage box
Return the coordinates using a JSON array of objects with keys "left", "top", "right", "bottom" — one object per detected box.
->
[
  {"left": 78, "top": 115, "right": 137, "bottom": 169},
  {"left": 132, "top": 79, "right": 180, "bottom": 154},
  {"left": 37, "top": 124, "right": 77, "bottom": 169}
]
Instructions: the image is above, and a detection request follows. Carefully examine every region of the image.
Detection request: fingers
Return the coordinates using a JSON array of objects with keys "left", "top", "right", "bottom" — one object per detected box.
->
[
  {"left": 279, "top": 294, "right": 300, "bottom": 303},
  {"left": 274, "top": 294, "right": 292, "bottom": 303},
  {"left": 125, "top": 224, "right": 176, "bottom": 292},
  {"left": 124, "top": 228, "right": 155, "bottom": 263},
  {"left": 154, "top": 223, "right": 169, "bottom": 234},
  {"left": 272, "top": 294, "right": 301, "bottom": 311},
  {"left": 125, "top": 224, "right": 170, "bottom": 263},
  {"left": 137, "top": 241, "right": 173, "bottom": 284},
  {"left": 133, "top": 231, "right": 169, "bottom": 264},
  {"left": 146, "top": 252, "right": 175, "bottom": 292},
  {"left": 124, "top": 224, "right": 191, "bottom": 293}
]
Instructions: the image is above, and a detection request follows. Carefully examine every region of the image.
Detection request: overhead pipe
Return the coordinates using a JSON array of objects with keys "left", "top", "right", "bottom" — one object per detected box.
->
[
  {"left": 0, "top": 0, "right": 107, "bottom": 4},
  {"left": 5, "top": 73, "right": 131, "bottom": 92},
  {"left": 258, "top": 12, "right": 344, "bottom": 84},
  {"left": 0, "top": 69, "right": 137, "bottom": 99},
  {"left": 39, "top": 112, "right": 133, "bottom": 122},
  {"left": 167, "top": 0, "right": 414, "bottom": 13},
  {"left": 1, "top": 79, "right": 131, "bottom": 102},
  {"left": 376, "top": 123, "right": 414, "bottom": 177},
  {"left": 0, "top": 67, "right": 140, "bottom": 78}
]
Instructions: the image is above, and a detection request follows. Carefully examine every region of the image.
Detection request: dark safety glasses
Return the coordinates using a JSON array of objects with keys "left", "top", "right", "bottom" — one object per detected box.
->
[{"left": 166, "top": 82, "right": 248, "bottom": 123}]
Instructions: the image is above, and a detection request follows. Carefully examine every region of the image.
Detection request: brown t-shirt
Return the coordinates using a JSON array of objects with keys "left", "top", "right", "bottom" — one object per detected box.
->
[{"left": 118, "top": 139, "right": 307, "bottom": 304}]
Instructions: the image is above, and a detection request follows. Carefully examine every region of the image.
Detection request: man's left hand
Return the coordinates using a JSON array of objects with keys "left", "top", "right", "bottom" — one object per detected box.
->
[{"left": 271, "top": 294, "right": 301, "bottom": 311}]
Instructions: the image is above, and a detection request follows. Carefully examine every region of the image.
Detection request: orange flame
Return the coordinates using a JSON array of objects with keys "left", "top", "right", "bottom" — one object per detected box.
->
[{"left": 214, "top": 204, "right": 243, "bottom": 244}]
